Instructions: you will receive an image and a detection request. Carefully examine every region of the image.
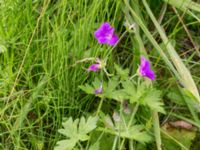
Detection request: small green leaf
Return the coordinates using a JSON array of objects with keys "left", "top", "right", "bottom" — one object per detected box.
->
[
  {"left": 143, "top": 89, "right": 165, "bottom": 113},
  {"left": 54, "top": 139, "right": 77, "bottom": 150},
  {"left": 107, "top": 77, "right": 119, "bottom": 92},
  {"left": 55, "top": 116, "right": 98, "bottom": 149},
  {"left": 104, "top": 77, "right": 120, "bottom": 100},
  {"left": 79, "top": 116, "right": 98, "bottom": 141},
  {"left": 79, "top": 84, "right": 94, "bottom": 95},
  {"left": 110, "top": 90, "right": 129, "bottom": 102},
  {"left": 116, "top": 125, "right": 152, "bottom": 143},
  {"left": 136, "top": 82, "right": 147, "bottom": 99},
  {"left": 92, "top": 78, "right": 102, "bottom": 89},
  {"left": 114, "top": 64, "right": 129, "bottom": 80},
  {"left": 58, "top": 117, "right": 78, "bottom": 137},
  {"left": 122, "top": 80, "right": 136, "bottom": 96},
  {"left": 122, "top": 80, "right": 138, "bottom": 103}
]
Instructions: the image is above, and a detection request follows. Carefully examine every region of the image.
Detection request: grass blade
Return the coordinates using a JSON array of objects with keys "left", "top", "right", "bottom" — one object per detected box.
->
[
  {"left": 163, "top": 0, "right": 200, "bottom": 13},
  {"left": 142, "top": 0, "right": 200, "bottom": 103}
]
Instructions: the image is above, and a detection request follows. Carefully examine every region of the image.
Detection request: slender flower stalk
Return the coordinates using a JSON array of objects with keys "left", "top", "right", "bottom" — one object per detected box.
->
[{"left": 94, "top": 22, "right": 119, "bottom": 46}]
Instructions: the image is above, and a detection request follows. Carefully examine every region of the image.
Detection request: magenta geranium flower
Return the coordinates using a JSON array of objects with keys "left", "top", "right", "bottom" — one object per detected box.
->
[
  {"left": 139, "top": 56, "right": 155, "bottom": 80},
  {"left": 94, "top": 85, "right": 103, "bottom": 95},
  {"left": 88, "top": 64, "right": 101, "bottom": 72},
  {"left": 94, "top": 22, "right": 119, "bottom": 46},
  {"left": 88, "top": 58, "right": 102, "bottom": 72}
]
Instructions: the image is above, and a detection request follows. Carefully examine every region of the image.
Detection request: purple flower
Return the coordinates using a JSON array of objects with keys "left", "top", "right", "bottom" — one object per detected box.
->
[
  {"left": 88, "top": 64, "right": 101, "bottom": 72},
  {"left": 139, "top": 56, "right": 155, "bottom": 80},
  {"left": 94, "top": 85, "right": 103, "bottom": 95},
  {"left": 94, "top": 22, "right": 119, "bottom": 46},
  {"left": 88, "top": 58, "right": 102, "bottom": 72}
]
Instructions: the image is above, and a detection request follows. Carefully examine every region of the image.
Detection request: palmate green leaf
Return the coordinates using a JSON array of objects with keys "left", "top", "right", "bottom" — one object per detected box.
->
[
  {"left": 122, "top": 80, "right": 136, "bottom": 96},
  {"left": 55, "top": 116, "right": 98, "bottom": 150},
  {"left": 136, "top": 82, "right": 147, "bottom": 99},
  {"left": 109, "top": 90, "right": 129, "bottom": 101},
  {"left": 143, "top": 89, "right": 165, "bottom": 114},
  {"left": 78, "top": 116, "right": 98, "bottom": 141},
  {"left": 58, "top": 117, "right": 78, "bottom": 137},
  {"left": 122, "top": 80, "right": 165, "bottom": 113},
  {"left": 105, "top": 77, "right": 119, "bottom": 92},
  {"left": 92, "top": 78, "right": 102, "bottom": 89},
  {"left": 54, "top": 139, "right": 77, "bottom": 150},
  {"left": 79, "top": 78, "right": 102, "bottom": 95},
  {"left": 116, "top": 125, "right": 152, "bottom": 143},
  {"left": 122, "top": 80, "right": 138, "bottom": 103},
  {"left": 79, "top": 84, "right": 94, "bottom": 95},
  {"left": 102, "top": 115, "right": 152, "bottom": 144},
  {"left": 114, "top": 64, "right": 129, "bottom": 80},
  {"left": 104, "top": 77, "right": 123, "bottom": 101},
  {"left": 122, "top": 80, "right": 148, "bottom": 103}
]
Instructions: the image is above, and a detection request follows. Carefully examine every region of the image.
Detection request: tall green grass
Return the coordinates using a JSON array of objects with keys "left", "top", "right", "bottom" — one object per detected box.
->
[
  {"left": 0, "top": 0, "right": 122, "bottom": 149},
  {"left": 0, "top": 0, "right": 199, "bottom": 149}
]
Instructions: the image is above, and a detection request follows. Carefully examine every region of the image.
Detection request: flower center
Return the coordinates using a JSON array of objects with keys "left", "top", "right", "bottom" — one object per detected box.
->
[{"left": 106, "top": 33, "right": 112, "bottom": 40}]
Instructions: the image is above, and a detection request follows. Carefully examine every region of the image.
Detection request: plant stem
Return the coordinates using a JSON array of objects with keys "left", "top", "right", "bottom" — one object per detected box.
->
[
  {"left": 112, "top": 136, "right": 118, "bottom": 150},
  {"left": 129, "top": 140, "right": 134, "bottom": 150},
  {"left": 96, "top": 97, "right": 104, "bottom": 116},
  {"left": 119, "top": 103, "right": 139, "bottom": 149},
  {"left": 152, "top": 111, "right": 162, "bottom": 150}
]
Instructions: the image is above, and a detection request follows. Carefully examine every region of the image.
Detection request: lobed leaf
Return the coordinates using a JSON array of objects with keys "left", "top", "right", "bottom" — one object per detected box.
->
[
  {"left": 55, "top": 116, "right": 98, "bottom": 149},
  {"left": 143, "top": 89, "right": 165, "bottom": 113},
  {"left": 114, "top": 64, "right": 129, "bottom": 80},
  {"left": 54, "top": 139, "right": 77, "bottom": 150},
  {"left": 79, "top": 84, "right": 94, "bottom": 95},
  {"left": 116, "top": 125, "right": 152, "bottom": 143}
]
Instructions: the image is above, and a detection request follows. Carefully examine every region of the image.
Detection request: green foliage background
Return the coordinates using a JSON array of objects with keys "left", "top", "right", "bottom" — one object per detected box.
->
[{"left": 0, "top": 0, "right": 200, "bottom": 149}]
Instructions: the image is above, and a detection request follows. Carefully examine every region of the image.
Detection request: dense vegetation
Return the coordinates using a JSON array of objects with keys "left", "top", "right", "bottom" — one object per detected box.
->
[{"left": 0, "top": 0, "right": 200, "bottom": 149}]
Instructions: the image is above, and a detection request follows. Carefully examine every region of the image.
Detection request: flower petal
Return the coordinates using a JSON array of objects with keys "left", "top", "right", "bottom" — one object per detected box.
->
[
  {"left": 140, "top": 56, "right": 150, "bottom": 69},
  {"left": 94, "top": 22, "right": 118, "bottom": 46},
  {"left": 95, "top": 37, "right": 108, "bottom": 44},
  {"left": 88, "top": 64, "right": 101, "bottom": 72},
  {"left": 139, "top": 56, "right": 156, "bottom": 80},
  {"left": 94, "top": 22, "right": 112, "bottom": 38},
  {"left": 146, "top": 70, "right": 155, "bottom": 80},
  {"left": 108, "top": 34, "right": 119, "bottom": 46}
]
